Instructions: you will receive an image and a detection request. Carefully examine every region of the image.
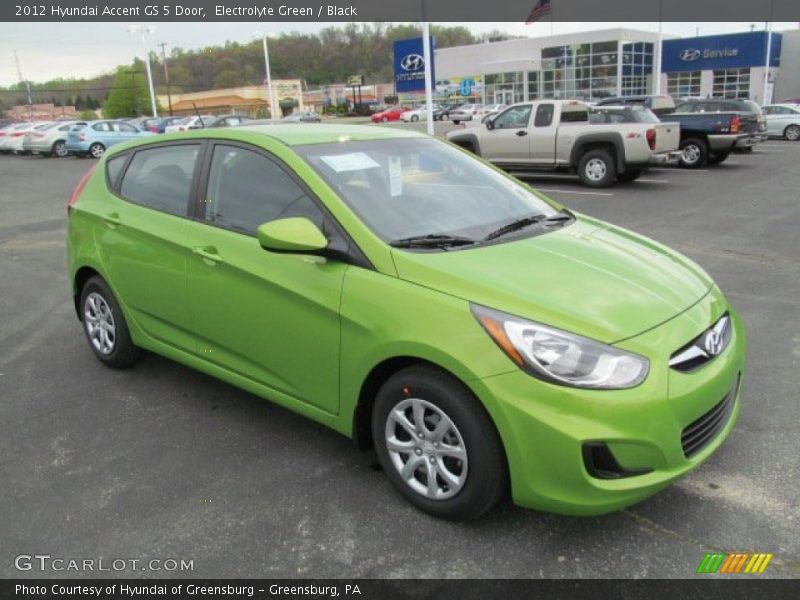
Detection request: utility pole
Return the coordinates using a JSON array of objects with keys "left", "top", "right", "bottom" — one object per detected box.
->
[
  {"left": 158, "top": 42, "right": 173, "bottom": 116},
  {"left": 13, "top": 50, "right": 33, "bottom": 121}
]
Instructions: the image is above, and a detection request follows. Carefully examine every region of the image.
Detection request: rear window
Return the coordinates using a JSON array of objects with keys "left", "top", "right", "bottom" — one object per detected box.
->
[
  {"left": 589, "top": 107, "right": 659, "bottom": 124},
  {"left": 119, "top": 145, "right": 200, "bottom": 216},
  {"left": 560, "top": 109, "right": 589, "bottom": 123}
]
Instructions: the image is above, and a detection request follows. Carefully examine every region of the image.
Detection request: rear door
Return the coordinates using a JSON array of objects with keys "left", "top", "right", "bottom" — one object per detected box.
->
[
  {"left": 96, "top": 142, "right": 202, "bottom": 351},
  {"left": 529, "top": 103, "right": 558, "bottom": 164},
  {"left": 478, "top": 104, "right": 532, "bottom": 163},
  {"left": 183, "top": 141, "right": 347, "bottom": 414},
  {"left": 115, "top": 121, "right": 140, "bottom": 143}
]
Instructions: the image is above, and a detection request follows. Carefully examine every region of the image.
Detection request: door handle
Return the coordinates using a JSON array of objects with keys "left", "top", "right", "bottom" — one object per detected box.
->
[
  {"left": 192, "top": 246, "right": 224, "bottom": 264},
  {"left": 102, "top": 212, "right": 121, "bottom": 228},
  {"left": 516, "top": 130, "right": 528, "bottom": 137}
]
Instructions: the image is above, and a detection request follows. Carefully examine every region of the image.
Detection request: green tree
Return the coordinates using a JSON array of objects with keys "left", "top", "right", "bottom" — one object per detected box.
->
[
  {"left": 103, "top": 66, "right": 160, "bottom": 118},
  {"left": 79, "top": 109, "right": 99, "bottom": 120}
]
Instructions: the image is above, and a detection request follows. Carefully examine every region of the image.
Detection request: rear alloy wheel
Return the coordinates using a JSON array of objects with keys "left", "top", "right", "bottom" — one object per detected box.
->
[
  {"left": 89, "top": 143, "right": 105, "bottom": 159},
  {"left": 80, "top": 276, "right": 141, "bottom": 368},
  {"left": 679, "top": 137, "right": 708, "bottom": 168},
  {"left": 372, "top": 365, "right": 507, "bottom": 520},
  {"left": 411, "top": 114, "right": 420, "bottom": 122},
  {"left": 785, "top": 124, "right": 800, "bottom": 141},
  {"left": 578, "top": 149, "right": 616, "bottom": 187},
  {"left": 52, "top": 141, "right": 68, "bottom": 158}
]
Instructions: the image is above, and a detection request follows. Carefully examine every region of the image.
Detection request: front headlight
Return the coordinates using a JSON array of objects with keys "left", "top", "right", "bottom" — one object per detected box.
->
[{"left": 472, "top": 304, "right": 649, "bottom": 389}]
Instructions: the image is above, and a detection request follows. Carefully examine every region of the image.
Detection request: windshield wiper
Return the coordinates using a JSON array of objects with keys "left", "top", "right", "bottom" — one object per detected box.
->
[
  {"left": 483, "top": 212, "right": 572, "bottom": 241},
  {"left": 390, "top": 233, "right": 478, "bottom": 249}
]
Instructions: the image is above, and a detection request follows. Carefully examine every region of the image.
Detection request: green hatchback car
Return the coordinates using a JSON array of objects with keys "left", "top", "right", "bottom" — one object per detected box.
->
[{"left": 67, "top": 125, "right": 745, "bottom": 520}]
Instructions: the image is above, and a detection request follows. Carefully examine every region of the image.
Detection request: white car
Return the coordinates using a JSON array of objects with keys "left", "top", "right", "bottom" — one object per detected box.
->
[
  {"left": 164, "top": 115, "right": 214, "bottom": 133},
  {"left": 0, "top": 122, "right": 52, "bottom": 154},
  {"left": 400, "top": 105, "right": 441, "bottom": 122},
  {"left": 762, "top": 104, "right": 800, "bottom": 141},
  {"left": 449, "top": 104, "right": 484, "bottom": 124}
]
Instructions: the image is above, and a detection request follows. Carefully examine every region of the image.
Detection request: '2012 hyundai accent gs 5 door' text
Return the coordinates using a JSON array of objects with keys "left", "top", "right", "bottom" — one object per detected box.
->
[{"left": 67, "top": 125, "right": 745, "bottom": 520}]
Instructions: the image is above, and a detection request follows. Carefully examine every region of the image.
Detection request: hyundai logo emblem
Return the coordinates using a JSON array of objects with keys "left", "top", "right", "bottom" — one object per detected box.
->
[
  {"left": 400, "top": 54, "right": 424, "bottom": 71},
  {"left": 680, "top": 48, "right": 702, "bottom": 62},
  {"left": 704, "top": 330, "right": 724, "bottom": 356}
]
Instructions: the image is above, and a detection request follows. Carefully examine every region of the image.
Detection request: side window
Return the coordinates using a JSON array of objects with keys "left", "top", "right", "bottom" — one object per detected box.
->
[
  {"left": 117, "top": 123, "right": 137, "bottom": 133},
  {"left": 119, "top": 145, "right": 199, "bottom": 216},
  {"left": 493, "top": 105, "right": 532, "bottom": 129},
  {"left": 93, "top": 122, "right": 111, "bottom": 132},
  {"left": 203, "top": 145, "right": 322, "bottom": 235},
  {"left": 106, "top": 154, "right": 127, "bottom": 190},
  {"left": 59, "top": 124, "right": 71, "bottom": 131},
  {"left": 534, "top": 104, "right": 554, "bottom": 127},
  {"left": 560, "top": 109, "right": 589, "bottom": 123}
]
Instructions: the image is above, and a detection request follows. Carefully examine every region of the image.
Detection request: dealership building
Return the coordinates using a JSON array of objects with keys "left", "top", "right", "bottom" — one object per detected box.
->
[{"left": 430, "top": 27, "right": 800, "bottom": 105}]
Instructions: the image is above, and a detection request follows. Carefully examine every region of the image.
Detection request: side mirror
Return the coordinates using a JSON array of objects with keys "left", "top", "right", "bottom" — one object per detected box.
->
[
  {"left": 257, "top": 217, "right": 328, "bottom": 253},
  {"left": 485, "top": 118, "right": 495, "bottom": 130}
]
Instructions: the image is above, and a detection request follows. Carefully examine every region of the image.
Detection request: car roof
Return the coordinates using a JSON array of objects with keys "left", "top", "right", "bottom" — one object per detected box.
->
[{"left": 232, "top": 123, "right": 426, "bottom": 145}]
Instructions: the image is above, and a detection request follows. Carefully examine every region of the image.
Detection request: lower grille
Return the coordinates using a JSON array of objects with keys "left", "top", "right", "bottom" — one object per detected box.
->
[{"left": 681, "top": 376, "right": 739, "bottom": 458}]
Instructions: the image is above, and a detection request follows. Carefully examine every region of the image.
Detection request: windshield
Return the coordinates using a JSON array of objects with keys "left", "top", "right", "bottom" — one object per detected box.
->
[{"left": 296, "top": 138, "right": 560, "bottom": 244}]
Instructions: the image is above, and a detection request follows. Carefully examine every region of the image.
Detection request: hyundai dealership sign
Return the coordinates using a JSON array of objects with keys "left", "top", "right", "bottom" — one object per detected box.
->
[
  {"left": 394, "top": 37, "right": 435, "bottom": 93},
  {"left": 662, "top": 31, "right": 782, "bottom": 72}
]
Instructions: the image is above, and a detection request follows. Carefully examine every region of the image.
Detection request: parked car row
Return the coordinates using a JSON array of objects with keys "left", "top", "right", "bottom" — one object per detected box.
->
[{"left": 446, "top": 95, "right": 793, "bottom": 187}]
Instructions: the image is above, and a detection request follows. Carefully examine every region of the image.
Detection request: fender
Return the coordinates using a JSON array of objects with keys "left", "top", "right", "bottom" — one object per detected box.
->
[
  {"left": 569, "top": 132, "right": 627, "bottom": 173},
  {"left": 446, "top": 132, "right": 482, "bottom": 156}
]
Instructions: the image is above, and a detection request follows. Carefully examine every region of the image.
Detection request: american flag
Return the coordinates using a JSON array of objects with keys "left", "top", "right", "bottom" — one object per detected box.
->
[{"left": 525, "top": 0, "right": 551, "bottom": 24}]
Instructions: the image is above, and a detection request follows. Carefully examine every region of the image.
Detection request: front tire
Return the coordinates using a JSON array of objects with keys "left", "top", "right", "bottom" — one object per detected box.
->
[
  {"left": 371, "top": 365, "right": 507, "bottom": 520},
  {"left": 411, "top": 114, "right": 419, "bottom": 122},
  {"left": 88, "top": 143, "right": 105, "bottom": 159},
  {"left": 679, "top": 137, "right": 708, "bottom": 168},
  {"left": 578, "top": 149, "right": 617, "bottom": 187},
  {"left": 80, "top": 276, "right": 141, "bottom": 369},
  {"left": 52, "top": 140, "right": 69, "bottom": 158},
  {"left": 785, "top": 124, "right": 800, "bottom": 141}
]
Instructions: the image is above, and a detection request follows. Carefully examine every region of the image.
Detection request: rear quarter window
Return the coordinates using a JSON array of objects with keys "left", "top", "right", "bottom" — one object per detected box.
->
[
  {"left": 105, "top": 154, "right": 128, "bottom": 190},
  {"left": 119, "top": 145, "right": 200, "bottom": 217}
]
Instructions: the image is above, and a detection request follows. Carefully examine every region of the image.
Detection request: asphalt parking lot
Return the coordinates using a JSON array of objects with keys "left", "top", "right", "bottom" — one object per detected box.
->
[{"left": 1, "top": 141, "right": 798, "bottom": 579}]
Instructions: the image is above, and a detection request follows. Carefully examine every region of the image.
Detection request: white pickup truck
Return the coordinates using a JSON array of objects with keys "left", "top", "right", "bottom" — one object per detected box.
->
[{"left": 446, "top": 100, "right": 680, "bottom": 187}]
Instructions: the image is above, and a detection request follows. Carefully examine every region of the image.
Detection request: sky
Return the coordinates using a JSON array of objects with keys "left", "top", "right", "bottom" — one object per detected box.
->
[{"left": 1, "top": 21, "right": 797, "bottom": 87}]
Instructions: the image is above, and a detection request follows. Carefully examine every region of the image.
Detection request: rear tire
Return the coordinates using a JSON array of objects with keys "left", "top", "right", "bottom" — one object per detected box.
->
[
  {"left": 79, "top": 276, "right": 141, "bottom": 369},
  {"left": 578, "top": 149, "right": 617, "bottom": 187},
  {"left": 679, "top": 137, "right": 709, "bottom": 168},
  {"left": 88, "top": 143, "right": 105, "bottom": 159},
  {"left": 371, "top": 365, "right": 508, "bottom": 520},
  {"left": 411, "top": 114, "right": 419, "bottom": 122},
  {"left": 784, "top": 124, "right": 800, "bottom": 141}
]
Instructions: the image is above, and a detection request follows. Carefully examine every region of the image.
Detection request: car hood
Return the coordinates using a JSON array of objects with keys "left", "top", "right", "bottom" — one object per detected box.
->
[{"left": 391, "top": 215, "right": 714, "bottom": 344}]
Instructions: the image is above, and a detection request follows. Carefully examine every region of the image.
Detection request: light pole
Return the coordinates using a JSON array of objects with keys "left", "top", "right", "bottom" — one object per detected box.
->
[
  {"left": 253, "top": 32, "right": 278, "bottom": 119},
  {"left": 128, "top": 24, "right": 158, "bottom": 118}
]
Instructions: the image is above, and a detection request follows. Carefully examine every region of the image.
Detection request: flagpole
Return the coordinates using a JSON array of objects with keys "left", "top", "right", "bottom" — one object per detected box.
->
[
  {"left": 763, "top": 0, "right": 774, "bottom": 105},
  {"left": 655, "top": 0, "right": 663, "bottom": 95}
]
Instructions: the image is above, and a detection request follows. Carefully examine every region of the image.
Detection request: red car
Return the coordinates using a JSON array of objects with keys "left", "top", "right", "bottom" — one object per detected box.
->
[{"left": 371, "top": 107, "right": 408, "bottom": 123}]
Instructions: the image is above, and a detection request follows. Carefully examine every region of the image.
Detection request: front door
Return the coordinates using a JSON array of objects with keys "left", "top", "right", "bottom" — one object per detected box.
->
[
  {"left": 185, "top": 142, "right": 347, "bottom": 415},
  {"left": 479, "top": 104, "right": 533, "bottom": 164}
]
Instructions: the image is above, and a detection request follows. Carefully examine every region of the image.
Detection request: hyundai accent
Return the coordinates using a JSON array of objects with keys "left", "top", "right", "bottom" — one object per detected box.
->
[{"left": 67, "top": 125, "right": 745, "bottom": 520}]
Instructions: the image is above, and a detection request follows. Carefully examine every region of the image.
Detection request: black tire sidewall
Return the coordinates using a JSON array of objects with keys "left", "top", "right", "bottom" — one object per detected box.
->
[
  {"left": 89, "top": 143, "right": 104, "bottom": 158},
  {"left": 79, "top": 276, "right": 140, "bottom": 368},
  {"left": 679, "top": 137, "right": 708, "bottom": 168},
  {"left": 371, "top": 366, "right": 507, "bottom": 520},
  {"left": 578, "top": 149, "right": 616, "bottom": 187},
  {"left": 786, "top": 125, "right": 800, "bottom": 141}
]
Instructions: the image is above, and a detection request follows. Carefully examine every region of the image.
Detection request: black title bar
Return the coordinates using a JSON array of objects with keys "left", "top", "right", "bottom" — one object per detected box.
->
[{"left": 3, "top": 0, "right": 800, "bottom": 22}]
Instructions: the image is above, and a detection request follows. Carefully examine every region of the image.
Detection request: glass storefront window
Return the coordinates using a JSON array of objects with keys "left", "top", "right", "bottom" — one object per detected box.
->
[
  {"left": 667, "top": 71, "right": 701, "bottom": 98},
  {"left": 713, "top": 68, "right": 750, "bottom": 99}
]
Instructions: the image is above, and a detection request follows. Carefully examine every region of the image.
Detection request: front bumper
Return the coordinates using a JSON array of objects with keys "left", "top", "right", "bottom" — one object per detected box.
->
[{"left": 470, "top": 288, "right": 746, "bottom": 515}]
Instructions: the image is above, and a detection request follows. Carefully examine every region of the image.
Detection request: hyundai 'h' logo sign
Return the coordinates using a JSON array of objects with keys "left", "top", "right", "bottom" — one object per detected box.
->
[
  {"left": 400, "top": 53, "right": 424, "bottom": 71},
  {"left": 680, "top": 48, "right": 702, "bottom": 62},
  {"left": 704, "top": 330, "right": 724, "bottom": 356}
]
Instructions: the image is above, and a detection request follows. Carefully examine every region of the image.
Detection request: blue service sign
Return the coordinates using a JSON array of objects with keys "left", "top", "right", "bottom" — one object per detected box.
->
[
  {"left": 662, "top": 31, "right": 782, "bottom": 73},
  {"left": 459, "top": 79, "right": 474, "bottom": 96},
  {"left": 394, "top": 37, "right": 435, "bottom": 93}
]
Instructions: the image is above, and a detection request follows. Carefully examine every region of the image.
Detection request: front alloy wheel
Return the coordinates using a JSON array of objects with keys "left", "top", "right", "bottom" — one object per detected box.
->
[
  {"left": 385, "top": 397, "right": 468, "bottom": 500},
  {"left": 84, "top": 292, "right": 116, "bottom": 355},
  {"left": 785, "top": 124, "right": 800, "bottom": 141},
  {"left": 372, "top": 365, "right": 507, "bottom": 520},
  {"left": 52, "top": 141, "right": 69, "bottom": 158}
]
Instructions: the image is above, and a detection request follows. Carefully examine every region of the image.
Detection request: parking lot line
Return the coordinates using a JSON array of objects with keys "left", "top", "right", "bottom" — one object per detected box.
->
[
  {"left": 534, "top": 188, "right": 614, "bottom": 196},
  {"left": 651, "top": 167, "right": 710, "bottom": 173},
  {"left": 635, "top": 178, "right": 670, "bottom": 184}
]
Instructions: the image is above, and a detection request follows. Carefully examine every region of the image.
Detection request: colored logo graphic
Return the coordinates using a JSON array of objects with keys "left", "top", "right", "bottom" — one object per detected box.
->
[
  {"left": 400, "top": 54, "right": 424, "bottom": 72},
  {"left": 696, "top": 552, "right": 773, "bottom": 574}
]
